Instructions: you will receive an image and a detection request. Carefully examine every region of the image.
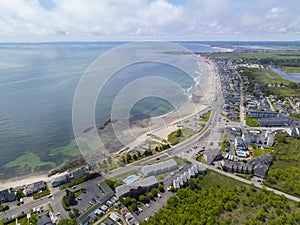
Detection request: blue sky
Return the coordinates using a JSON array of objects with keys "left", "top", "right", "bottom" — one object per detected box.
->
[{"left": 0, "top": 0, "right": 299, "bottom": 42}]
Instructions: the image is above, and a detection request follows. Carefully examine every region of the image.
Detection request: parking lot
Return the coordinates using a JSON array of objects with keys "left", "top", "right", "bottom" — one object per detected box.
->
[
  {"left": 136, "top": 163, "right": 190, "bottom": 222},
  {"left": 73, "top": 183, "right": 102, "bottom": 213}
]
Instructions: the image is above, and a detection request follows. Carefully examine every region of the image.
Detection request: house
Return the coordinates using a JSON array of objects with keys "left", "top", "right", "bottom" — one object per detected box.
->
[
  {"left": 221, "top": 161, "right": 253, "bottom": 174},
  {"left": 37, "top": 213, "right": 54, "bottom": 225},
  {"left": 71, "top": 168, "right": 86, "bottom": 179},
  {"left": 51, "top": 174, "right": 69, "bottom": 187},
  {"left": 24, "top": 181, "right": 46, "bottom": 196},
  {"left": 115, "top": 176, "right": 158, "bottom": 197},
  {"left": 109, "top": 213, "right": 120, "bottom": 222},
  {"left": 173, "top": 164, "right": 206, "bottom": 190},
  {"left": 287, "top": 127, "right": 300, "bottom": 136},
  {"left": 264, "top": 131, "right": 275, "bottom": 146},
  {"left": 248, "top": 111, "right": 278, "bottom": 118},
  {"left": 0, "top": 189, "right": 16, "bottom": 203},
  {"left": 259, "top": 116, "right": 292, "bottom": 127},
  {"left": 242, "top": 132, "right": 252, "bottom": 144},
  {"left": 248, "top": 153, "right": 272, "bottom": 178},
  {"left": 203, "top": 149, "right": 223, "bottom": 164}
]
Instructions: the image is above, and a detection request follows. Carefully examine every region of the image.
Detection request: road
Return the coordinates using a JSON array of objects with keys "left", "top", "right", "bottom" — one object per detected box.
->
[{"left": 2, "top": 56, "right": 300, "bottom": 222}]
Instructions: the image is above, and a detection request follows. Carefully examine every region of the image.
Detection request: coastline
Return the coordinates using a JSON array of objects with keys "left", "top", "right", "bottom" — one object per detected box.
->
[
  {"left": 116, "top": 55, "right": 215, "bottom": 153},
  {"left": 0, "top": 55, "right": 216, "bottom": 191}
]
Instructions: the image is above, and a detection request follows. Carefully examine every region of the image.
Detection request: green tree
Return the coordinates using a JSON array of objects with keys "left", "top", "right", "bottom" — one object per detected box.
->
[
  {"left": 158, "top": 183, "right": 165, "bottom": 192},
  {"left": 132, "top": 154, "right": 138, "bottom": 161},
  {"left": 126, "top": 154, "right": 132, "bottom": 162}
]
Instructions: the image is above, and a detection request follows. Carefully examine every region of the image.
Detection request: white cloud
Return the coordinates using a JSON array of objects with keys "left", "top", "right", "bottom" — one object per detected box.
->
[{"left": 0, "top": 0, "right": 299, "bottom": 41}]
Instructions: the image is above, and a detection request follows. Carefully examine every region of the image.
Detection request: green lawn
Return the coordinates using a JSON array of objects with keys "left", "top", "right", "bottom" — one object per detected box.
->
[
  {"left": 33, "top": 187, "right": 50, "bottom": 200},
  {"left": 167, "top": 128, "right": 197, "bottom": 146},
  {"left": 282, "top": 66, "right": 300, "bottom": 73},
  {"left": 199, "top": 111, "right": 211, "bottom": 122},
  {"left": 253, "top": 147, "right": 273, "bottom": 158},
  {"left": 246, "top": 116, "right": 259, "bottom": 127}
]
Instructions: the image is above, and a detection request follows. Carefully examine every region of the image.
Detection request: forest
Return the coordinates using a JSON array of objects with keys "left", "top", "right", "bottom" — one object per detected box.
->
[
  {"left": 265, "top": 134, "right": 300, "bottom": 197},
  {"left": 141, "top": 171, "right": 300, "bottom": 225}
]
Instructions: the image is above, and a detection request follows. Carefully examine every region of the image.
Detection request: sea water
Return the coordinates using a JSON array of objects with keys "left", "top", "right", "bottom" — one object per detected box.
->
[{"left": 0, "top": 42, "right": 220, "bottom": 179}]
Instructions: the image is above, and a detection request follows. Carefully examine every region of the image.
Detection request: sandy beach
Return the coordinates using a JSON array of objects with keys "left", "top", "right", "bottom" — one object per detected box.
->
[
  {"left": 0, "top": 56, "right": 216, "bottom": 191},
  {"left": 116, "top": 55, "right": 216, "bottom": 153},
  {"left": 0, "top": 174, "right": 50, "bottom": 190}
]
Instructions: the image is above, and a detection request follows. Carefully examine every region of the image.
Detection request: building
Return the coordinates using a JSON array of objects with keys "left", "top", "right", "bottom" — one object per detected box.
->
[
  {"left": 259, "top": 116, "right": 292, "bottom": 127},
  {"left": 50, "top": 174, "right": 69, "bottom": 187},
  {"left": 109, "top": 213, "right": 120, "bottom": 222},
  {"left": 235, "top": 138, "right": 248, "bottom": 150},
  {"left": 173, "top": 164, "right": 206, "bottom": 190},
  {"left": 141, "top": 159, "right": 178, "bottom": 177},
  {"left": 264, "top": 131, "right": 275, "bottom": 146},
  {"left": 24, "top": 181, "right": 46, "bottom": 196},
  {"left": 203, "top": 149, "right": 223, "bottom": 164},
  {"left": 96, "top": 182, "right": 114, "bottom": 205},
  {"left": 37, "top": 213, "right": 54, "bottom": 225},
  {"left": 287, "top": 127, "right": 300, "bottom": 136},
  {"left": 0, "top": 189, "right": 16, "bottom": 203},
  {"left": 248, "top": 111, "right": 278, "bottom": 118},
  {"left": 71, "top": 168, "right": 86, "bottom": 179},
  {"left": 248, "top": 153, "right": 272, "bottom": 178},
  {"left": 115, "top": 176, "right": 158, "bottom": 197}
]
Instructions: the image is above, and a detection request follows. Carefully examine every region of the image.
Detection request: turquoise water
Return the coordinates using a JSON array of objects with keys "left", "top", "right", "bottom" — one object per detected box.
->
[
  {"left": 0, "top": 42, "right": 220, "bottom": 179},
  {"left": 124, "top": 175, "right": 138, "bottom": 183}
]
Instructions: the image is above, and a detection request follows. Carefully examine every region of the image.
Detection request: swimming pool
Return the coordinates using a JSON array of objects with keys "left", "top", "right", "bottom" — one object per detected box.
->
[
  {"left": 124, "top": 174, "right": 138, "bottom": 183},
  {"left": 236, "top": 151, "right": 248, "bottom": 157}
]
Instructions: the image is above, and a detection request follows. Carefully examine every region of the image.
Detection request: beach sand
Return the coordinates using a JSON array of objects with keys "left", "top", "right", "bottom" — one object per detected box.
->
[
  {"left": 0, "top": 174, "right": 49, "bottom": 190},
  {"left": 0, "top": 56, "right": 216, "bottom": 190},
  {"left": 116, "top": 56, "right": 216, "bottom": 152}
]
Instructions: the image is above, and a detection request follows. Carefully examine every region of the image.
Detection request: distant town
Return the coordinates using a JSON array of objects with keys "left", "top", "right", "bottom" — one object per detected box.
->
[{"left": 1, "top": 45, "right": 300, "bottom": 225}]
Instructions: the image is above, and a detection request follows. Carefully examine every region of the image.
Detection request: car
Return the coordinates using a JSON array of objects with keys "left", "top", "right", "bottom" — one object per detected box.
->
[
  {"left": 55, "top": 212, "right": 61, "bottom": 216},
  {"left": 48, "top": 194, "right": 53, "bottom": 198},
  {"left": 72, "top": 186, "right": 77, "bottom": 189},
  {"left": 77, "top": 197, "right": 81, "bottom": 200},
  {"left": 145, "top": 203, "right": 150, "bottom": 208}
]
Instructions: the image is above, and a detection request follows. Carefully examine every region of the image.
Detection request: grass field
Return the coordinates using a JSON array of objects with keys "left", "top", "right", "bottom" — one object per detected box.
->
[
  {"left": 282, "top": 66, "right": 300, "bottom": 73},
  {"left": 246, "top": 116, "right": 259, "bottom": 127},
  {"left": 253, "top": 147, "right": 273, "bottom": 158}
]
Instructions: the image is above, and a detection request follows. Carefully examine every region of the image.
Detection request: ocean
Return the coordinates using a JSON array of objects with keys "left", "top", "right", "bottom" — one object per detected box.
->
[{"left": 0, "top": 41, "right": 222, "bottom": 179}]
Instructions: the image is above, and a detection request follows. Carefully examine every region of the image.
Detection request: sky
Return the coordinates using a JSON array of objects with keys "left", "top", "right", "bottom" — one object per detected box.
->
[{"left": 0, "top": 0, "right": 299, "bottom": 42}]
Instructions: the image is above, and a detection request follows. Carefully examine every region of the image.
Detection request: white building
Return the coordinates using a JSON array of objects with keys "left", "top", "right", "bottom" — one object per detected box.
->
[{"left": 141, "top": 159, "right": 178, "bottom": 176}]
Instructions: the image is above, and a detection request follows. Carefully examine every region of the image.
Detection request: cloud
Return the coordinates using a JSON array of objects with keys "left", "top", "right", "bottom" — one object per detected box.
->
[{"left": 0, "top": 0, "right": 299, "bottom": 41}]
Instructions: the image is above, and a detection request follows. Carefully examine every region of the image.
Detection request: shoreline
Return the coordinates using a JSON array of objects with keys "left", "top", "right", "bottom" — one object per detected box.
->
[
  {"left": 116, "top": 55, "right": 215, "bottom": 153},
  {"left": 0, "top": 55, "right": 216, "bottom": 191}
]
